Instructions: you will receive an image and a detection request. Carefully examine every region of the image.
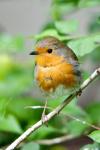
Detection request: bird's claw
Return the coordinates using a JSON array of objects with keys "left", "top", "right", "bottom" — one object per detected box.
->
[{"left": 41, "top": 114, "right": 48, "bottom": 126}]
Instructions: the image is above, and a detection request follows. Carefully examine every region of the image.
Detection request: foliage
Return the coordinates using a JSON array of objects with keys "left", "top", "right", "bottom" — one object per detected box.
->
[
  {"left": 80, "top": 143, "right": 100, "bottom": 150},
  {"left": 21, "top": 142, "right": 40, "bottom": 150},
  {"left": 0, "top": 0, "right": 100, "bottom": 149},
  {"left": 0, "top": 34, "right": 24, "bottom": 53},
  {"left": 89, "top": 130, "right": 100, "bottom": 143},
  {"left": 68, "top": 34, "right": 100, "bottom": 57}
]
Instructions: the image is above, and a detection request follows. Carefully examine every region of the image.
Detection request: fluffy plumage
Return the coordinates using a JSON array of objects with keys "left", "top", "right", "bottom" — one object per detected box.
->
[{"left": 33, "top": 36, "right": 81, "bottom": 92}]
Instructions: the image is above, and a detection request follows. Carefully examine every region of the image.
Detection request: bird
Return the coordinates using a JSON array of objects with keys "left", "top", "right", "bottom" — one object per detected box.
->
[{"left": 30, "top": 36, "right": 81, "bottom": 122}]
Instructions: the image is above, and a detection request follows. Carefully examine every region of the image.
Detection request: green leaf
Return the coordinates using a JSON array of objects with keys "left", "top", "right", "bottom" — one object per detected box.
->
[
  {"left": 52, "top": 0, "right": 79, "bottom": 5},
  {"left": 80, "top": 143, "right": 100, "bottom": 150},
  {"left": 0, "top": 115, "right": 22, "bottom": 134},
  {"left": 0, "top": 132, "right": 13, "bottom": 145},
  {"left": 7, "top": 98, "right": 41, "bottom": 122},
  {"left": 0, "top": 62, "right": 33, "bottom": 97},
  {"left": 89, "top": 46, "right": 100, "bottom": 63},
  {"left": 48, "top": 95, "right": 67, "bottom": 107},
  {"left": 52, "top": 3, "right": 76, "bottom": 20},
  {"left": 30, "top": 126, "right": 63, "bottom": 140},
  {"left": 66, "top": 120, "right": 88, "bottom": 136},
  {"left": 21, "top": 142, "right": 40, "bottom": 150},
  {"left": 78, "top": 0, "right": 100, "bottom": 8},
  {"left": 89, "top": 130, "right": 100, "bottom": 143},
  {"left": 0, "top": 34, "right": 24, "bottom": 52},
  {"left": 35, "top": 29, "right": 58, "bottom": 39},
  {"left": 85, "top": 102, "right": 100, "bottom": 124},
  {"left": 88, "top": 15, "right": 100, "bottom": 34},
  {"left": 0, "top": 55, "right": 14, "bottom": 80},
  {"left": 68, "top": 34, "right": 100, "bottom": 57},
  {"left": 63, "top": 99, "right": 88, "bottom": 117},
  {"left": 55, "top": 20, "right": 78, "bottom": 34},
  {"left": 82, "top": 71, "right": 90, "bottom": 81},
  {"left": 34, "top": 29, "right": 68, "bottom": 41}
]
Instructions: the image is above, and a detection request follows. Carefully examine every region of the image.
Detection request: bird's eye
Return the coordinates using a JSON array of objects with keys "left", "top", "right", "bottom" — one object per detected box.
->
[{"left": 47, "top": 49, "right": 53, "bottom": 53}]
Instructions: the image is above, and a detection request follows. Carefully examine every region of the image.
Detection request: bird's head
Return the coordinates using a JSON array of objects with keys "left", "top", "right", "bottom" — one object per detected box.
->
[{"left": 30, "top": 36, "right": 66, "bottom": 67}]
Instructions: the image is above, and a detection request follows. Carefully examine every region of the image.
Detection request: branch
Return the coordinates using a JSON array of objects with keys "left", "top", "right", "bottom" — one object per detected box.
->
[{"left": 6, "top": 68, "right": 100, "bottom": 150}]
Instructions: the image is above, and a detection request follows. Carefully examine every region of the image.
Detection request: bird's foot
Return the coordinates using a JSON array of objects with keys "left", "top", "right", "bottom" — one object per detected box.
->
[{"left": 41, "top": 113, "right": 48, "bottom": 126}]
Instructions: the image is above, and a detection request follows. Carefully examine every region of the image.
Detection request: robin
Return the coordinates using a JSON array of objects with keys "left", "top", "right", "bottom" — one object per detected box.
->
[{"left": 30, "top": 36, "right": 81, "bottom": 122}]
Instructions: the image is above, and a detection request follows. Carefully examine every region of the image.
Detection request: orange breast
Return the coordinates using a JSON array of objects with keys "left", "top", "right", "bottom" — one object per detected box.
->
[{"left": 36, "top": 61, "right": 76, "bottom": 92}]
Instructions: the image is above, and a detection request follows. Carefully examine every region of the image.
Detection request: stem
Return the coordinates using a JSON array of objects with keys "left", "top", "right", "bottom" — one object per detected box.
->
[{"left": 35, "top": 135, "right": 74, "bottom": 145}]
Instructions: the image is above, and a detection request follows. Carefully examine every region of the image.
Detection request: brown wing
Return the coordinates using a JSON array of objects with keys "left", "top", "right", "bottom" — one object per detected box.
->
[
  {"left": 64, "top": 45, "right": 82, "bottom": 84},
  {"left": 65, "top": 46, "right": 78, "bottom": 61}
]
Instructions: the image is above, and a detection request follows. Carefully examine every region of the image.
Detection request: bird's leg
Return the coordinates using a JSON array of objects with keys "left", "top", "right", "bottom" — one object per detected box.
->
[{"left": 41, "top": 99, "right": 48, "bottom": 125}]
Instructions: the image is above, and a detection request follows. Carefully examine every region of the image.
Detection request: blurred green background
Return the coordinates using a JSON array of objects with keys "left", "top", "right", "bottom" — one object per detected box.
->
[{"left": 0, "top": 0, "right": 100, "bottom": 150}]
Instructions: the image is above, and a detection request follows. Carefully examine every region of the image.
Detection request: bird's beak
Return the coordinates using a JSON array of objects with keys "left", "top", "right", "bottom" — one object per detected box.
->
[{"left": 29, "top": 51, "right": 39, "bottom": 55}]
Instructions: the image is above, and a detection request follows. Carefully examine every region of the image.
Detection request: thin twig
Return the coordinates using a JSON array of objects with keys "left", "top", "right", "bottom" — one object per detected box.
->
[
  {"left": 35, "top": 135, "right": 74, "bottom": 145},
  {"left": 25, "top": 106, "right": 52, "bottom": 110},
  {"left": 62, "top": 113, "right": 100, "bottom": 130},
  {"left": 6, "top": 68, "right": 100, "bottom": 150}
]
